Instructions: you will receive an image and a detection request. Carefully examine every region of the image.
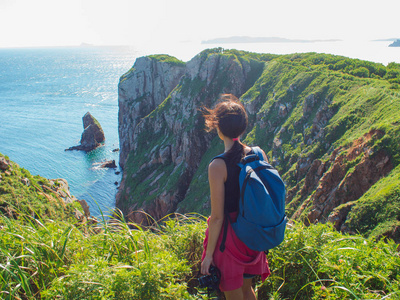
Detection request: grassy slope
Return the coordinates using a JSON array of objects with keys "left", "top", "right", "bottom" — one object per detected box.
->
[
  {"left": 179, "top": 52, "right": 400, "bottom": 238},
  {"left": 0, "top": 153, "right": 82, "bottom": 222},
  {"left": 1, "top": 209, "right": 399, "bottom": 299}
]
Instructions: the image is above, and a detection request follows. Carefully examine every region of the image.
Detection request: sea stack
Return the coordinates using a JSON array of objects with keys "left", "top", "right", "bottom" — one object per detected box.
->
[{"left": 66, "top": 112, "right": 105, "bottom": 152}]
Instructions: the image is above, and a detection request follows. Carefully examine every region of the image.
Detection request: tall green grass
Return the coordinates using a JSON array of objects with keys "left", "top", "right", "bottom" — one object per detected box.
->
[
  {"left": 258, "top": 222, "right": 400, "bottom": 300},
  {"left": 0, "top": 211, "right": 206, "bottom": 299},
  {"left": 1, "top": 211, "right": 399, "bottom": 299}
]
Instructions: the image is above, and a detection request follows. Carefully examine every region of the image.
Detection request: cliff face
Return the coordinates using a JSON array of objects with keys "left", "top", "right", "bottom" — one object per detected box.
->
[
  {"left": 116, "top": 50, "right": 267, "bottom": 223},
  {"left": 116, "top": 49, "right": 400, "bottom": 237},
  {"left": 118, "top": 56, "right": 186, "bottom": 168}
]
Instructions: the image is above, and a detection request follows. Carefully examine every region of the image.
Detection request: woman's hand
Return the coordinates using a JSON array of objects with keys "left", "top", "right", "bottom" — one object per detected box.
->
[{"left": 201, "top": 255, "right": 214, "bottom": 275}]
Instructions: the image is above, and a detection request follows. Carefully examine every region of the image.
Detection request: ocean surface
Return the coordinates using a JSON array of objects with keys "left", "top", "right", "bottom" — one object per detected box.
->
[
  {"left": 0, "top": 46, "right": 137, "bottom": 216},
  {"left": 0, "top": 40, "right": 398, "bottom": 217}
]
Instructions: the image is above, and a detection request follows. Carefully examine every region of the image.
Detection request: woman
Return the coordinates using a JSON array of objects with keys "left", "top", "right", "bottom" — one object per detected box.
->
[{"left": 201, "top": 94, "right": 270, "bottom": 300}]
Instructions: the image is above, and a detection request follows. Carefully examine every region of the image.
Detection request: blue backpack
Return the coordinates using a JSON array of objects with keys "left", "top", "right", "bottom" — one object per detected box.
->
[{"left": 217, "top": 146, "right": 287, "bottom": 252}]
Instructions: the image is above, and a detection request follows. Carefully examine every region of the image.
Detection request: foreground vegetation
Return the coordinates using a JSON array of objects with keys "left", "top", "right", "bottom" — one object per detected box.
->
[
  {"left": 0, "top": 209, "right": 399, "bottom": 299},
  {"left": 1, "top": 153, "right": 399, "bottom": 299}
]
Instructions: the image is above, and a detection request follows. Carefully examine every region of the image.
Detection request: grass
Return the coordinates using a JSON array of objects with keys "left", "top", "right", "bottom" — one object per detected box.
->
[
  {"left": 0, "top": 210, "right": 206, "bottom": 299},
  {"left": 0, "top": 153, "right": 81, "bottom": 222},
  {"left": 258, "top": 221, "right": 400, "bottom": 300},
  {"left": 1, "top": 210, "right": 399, "bottom": 299},
  {"left": 1, "top": 155, "right": 399, "bottom": 298}
]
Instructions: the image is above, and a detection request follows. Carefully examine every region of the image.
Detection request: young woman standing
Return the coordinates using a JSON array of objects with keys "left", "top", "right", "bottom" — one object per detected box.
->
[{"left": 201, "top": 94, "right": 270, "bottom": 300}]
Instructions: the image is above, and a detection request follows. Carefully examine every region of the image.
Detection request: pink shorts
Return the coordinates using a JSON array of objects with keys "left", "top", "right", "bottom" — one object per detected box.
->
[{"left": 202, "top": 213, "right": 270, "bottom": 292}]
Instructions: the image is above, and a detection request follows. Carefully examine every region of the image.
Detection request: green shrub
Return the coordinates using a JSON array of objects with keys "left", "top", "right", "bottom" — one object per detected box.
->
[{"left": 257, "top": 222, "right": 400, "bottom": 300}]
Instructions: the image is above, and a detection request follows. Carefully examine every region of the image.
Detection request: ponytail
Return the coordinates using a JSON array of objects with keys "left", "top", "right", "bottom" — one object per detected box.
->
[{"left": 224, "top": 140, "right": 245, "bottom": 164}]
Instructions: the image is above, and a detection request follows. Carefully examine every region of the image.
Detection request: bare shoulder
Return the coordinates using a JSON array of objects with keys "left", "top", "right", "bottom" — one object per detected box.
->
[
  {"left": 209, "top": 158, "right": 226, "bottom": 173},
  {"left": 208, "top": 158, "right": 227, "bottom": 182}
]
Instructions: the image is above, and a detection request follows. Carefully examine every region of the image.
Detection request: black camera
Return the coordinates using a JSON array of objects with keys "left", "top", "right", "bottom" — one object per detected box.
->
[{"left": 198, "top": 265, "right": 221, "bottom": 291}]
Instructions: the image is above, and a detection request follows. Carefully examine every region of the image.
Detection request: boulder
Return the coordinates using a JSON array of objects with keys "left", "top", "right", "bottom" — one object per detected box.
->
[
  {"left": 0, "top": 157, "right": 10, "bottom": 170},
  {"left": 78, "top": 199, "right": 91, "bottom": 217},
  {"left": 66, "top": 112, "right": 105, "bottom": 152},
  {"left": 96, "top": 160, "right": 117, "bottom": 169}
]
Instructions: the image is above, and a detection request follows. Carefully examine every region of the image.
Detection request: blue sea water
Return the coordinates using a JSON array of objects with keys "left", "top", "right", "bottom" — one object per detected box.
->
[
  {"left": 0, "top": 46, "right": 138, "bottom": 216},
  {"left": 0, "top": 41, "right": 398, "bottom": 218}
]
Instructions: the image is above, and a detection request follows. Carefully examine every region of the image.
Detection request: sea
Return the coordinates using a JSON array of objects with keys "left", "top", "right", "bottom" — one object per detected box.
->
[{"left": 0, "top": 40, "right": 398, "bottom": 217}]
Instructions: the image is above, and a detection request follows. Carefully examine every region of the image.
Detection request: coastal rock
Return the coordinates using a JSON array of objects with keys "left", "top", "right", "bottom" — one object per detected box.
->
[
  {"left": 66, "top": 112, "right": 105, "bottom": 152},
  {"left": 94, "top": 160, "right": 117, "bottom": 169},
  {"left": 78, "top": 199, "right": 91, "bottom": 217},
  {"left": 49, "top": 178, "right": 79, "bottom": 204},
  {"left": 21, "top": 178, "right": 30, "bottom": 186},
  {"left": 0, "top": 157, "right": 10, "bottom": 171}
]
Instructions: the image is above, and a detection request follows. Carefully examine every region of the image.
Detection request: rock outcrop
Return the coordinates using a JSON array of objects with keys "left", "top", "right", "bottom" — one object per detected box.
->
[
  {"left": 66, "top": 112, "right": 105, "bottom": 152},
  {"left": 93, "top": 160, "right": 117, "bottom": 169},
  {"left": 291, "top": 130, "right": 393, "bottom": 230},
  {"left": 0, "top": 156, "right": 10, "bottom": 171}
]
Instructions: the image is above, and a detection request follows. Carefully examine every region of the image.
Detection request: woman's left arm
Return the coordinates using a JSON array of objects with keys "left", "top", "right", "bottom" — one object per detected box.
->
[{"left": 201, "top": 159, "right": 226, "bottom": 275}]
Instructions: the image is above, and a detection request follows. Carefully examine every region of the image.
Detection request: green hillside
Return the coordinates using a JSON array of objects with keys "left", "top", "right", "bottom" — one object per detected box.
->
[
  {"left": 0, "top": 153, "right": 84, "bottom": 222},
  {"left": 176, "top": 50, "right": 400, "bottom": 241}
]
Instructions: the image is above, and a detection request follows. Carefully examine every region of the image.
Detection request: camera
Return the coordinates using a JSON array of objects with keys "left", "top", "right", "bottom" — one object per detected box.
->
[{"left": 198, "top": 265, "right": 221, "bottom": 290}]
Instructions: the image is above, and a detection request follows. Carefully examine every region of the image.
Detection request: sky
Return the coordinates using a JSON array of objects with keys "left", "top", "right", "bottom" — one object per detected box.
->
[{"left": 0, "top": 0, "right": 399, "bottom": 49}]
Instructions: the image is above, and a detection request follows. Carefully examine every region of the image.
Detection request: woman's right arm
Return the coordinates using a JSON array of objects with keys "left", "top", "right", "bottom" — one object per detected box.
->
[{"left": 200, "top": 158, "right": 226, "bottom": 275}]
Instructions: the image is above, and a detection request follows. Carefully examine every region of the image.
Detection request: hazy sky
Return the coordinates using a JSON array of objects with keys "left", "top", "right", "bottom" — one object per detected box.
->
[{"left": 0, "top": 0, "right": 399, "bottom": 48}]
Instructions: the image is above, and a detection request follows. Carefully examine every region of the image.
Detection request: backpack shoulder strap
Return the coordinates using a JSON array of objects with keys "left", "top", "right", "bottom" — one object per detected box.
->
[{"left": 251, "top": 146, "right": 264, "bottom": 161}]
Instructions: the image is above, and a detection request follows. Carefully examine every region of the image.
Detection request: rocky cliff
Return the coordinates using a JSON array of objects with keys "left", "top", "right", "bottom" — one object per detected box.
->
[
  {"left": 116, "top": 49, "right": 400, "bottom": 238},
  {"left": 118, "top": 55, "right": 186, "bottom": 168}
]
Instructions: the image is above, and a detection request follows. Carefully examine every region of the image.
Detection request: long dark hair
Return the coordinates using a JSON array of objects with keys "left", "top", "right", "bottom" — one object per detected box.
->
[{"left": 202, "top": 94, "right": 248, "bottom": 164}]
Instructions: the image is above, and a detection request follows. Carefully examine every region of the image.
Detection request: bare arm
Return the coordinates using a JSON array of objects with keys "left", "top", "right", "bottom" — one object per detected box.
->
[{"left": 201, "top": 158, "right": 226, "bottom": 275}]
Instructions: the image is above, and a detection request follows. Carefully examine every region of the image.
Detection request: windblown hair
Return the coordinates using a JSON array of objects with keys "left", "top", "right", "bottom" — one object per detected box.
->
[{"left": 202, "top": 94, "right": 248, "bottom": 164}]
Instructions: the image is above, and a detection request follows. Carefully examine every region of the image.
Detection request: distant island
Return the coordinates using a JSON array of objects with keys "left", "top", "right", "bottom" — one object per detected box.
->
[
  {"left": 372, "top": 38, "right": 399, "bottom": 42},
  {"left": 389, "top": 39, "right": 400, "bottom": 47},
  {"left": 202, "top": 36, "right": 341, "bottom": 44}
]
